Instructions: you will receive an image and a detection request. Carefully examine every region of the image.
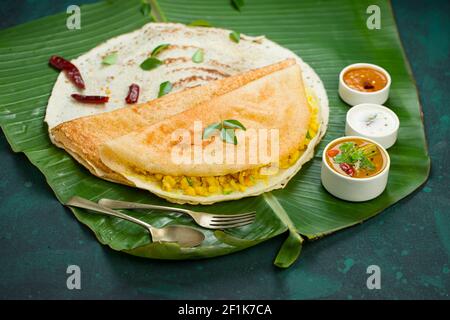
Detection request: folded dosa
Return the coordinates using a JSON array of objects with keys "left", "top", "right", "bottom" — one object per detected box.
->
[
  {"left": 94, "top": 64, "right": 326, "bottom": 204},
  {"left": 101, "top": 62, "right": 309, "bottom": 176},
  {"left": 50, "top": 59, "right": 295, "bottom": 183}
]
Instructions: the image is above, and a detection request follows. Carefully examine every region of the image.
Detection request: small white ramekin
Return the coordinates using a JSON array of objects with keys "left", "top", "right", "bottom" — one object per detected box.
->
[
  {"left": 339, "top": 63, "right": 391, "bottom": 106},
  {"left": 345, "top": 104, "right": 400, "bottom": 149},
  {"left": 321, "top": 136, "right": 390, "bottom": 202}
]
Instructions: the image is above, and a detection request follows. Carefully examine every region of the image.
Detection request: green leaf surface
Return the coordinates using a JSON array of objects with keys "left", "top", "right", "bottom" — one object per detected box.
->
[
  {"left": 158, "top": 81, "right": 172, "bottom": 97},
  {"left": 229, "top": 31, "right": 240, "bottom": 43},
  {"left": 188, "top": 19, "right": 213, "bottom": 27},
  {"left": 140, "top": 56, "right": 163, "bottom": 70},
  {"left": 102, "top": 52, "right": 118, "bottom": 65},
  {"left": 231, "top": 0, "right": 245, "bottom": 12},
  {"left": 221, "top": 128, "right": 238, "bottom": 145},
  {"left": 0, "top": 0, "right": 430, "bottom": 267},
  {"left": 192, "top": 48, "right": 204, "bottom": 63},
  {"left": 203, "top": 122, "right": 221, "bottom": 139},
  {"left": 223, "top": 119, "right": 246, "bottom": 131},
  {"left": 140, "top": 0, "right": 151, "bottom": 17},
  {"left": 274, "top": 231, "right": 303, "bottom": 268},
  {"left": 151, "top": 43, "right": 170, "bottom": 57}
]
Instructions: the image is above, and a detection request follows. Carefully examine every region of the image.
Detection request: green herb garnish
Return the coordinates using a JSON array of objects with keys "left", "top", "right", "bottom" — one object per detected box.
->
[
  {"left": 102, "top": 52, "right": 118, "bottom": 65},
  {"left": 222, "top": 119, "right": 246, "bottom": 130},
  {"left": 188, "top": 20, "right": 213, "bottom": 27},
  {"left": 203, "top": 122, "right": 222, "bottom": 139},
  {"left": 229, "top": 31, "right": 241, "bottom": 43},
  {"left": 203, "top": 119, "right": 246, "bottom": 145},
  {"left": 140, "top": 57, "right": 162, "bottom": 70},
  {"left": 158, "top": 81, "right": 172, "bottom": 97},
  {"left": 221, "top": 128, "right": 238, "bottom": 145},
  {"left": 231, "top": 0, "right": 245, "bottom": 11},
  {"left": 333, "top": 142, "right": 376, "bottom": 170},
  {"left": 140, "top": 44, "right": 169, "bottom": 70},
  {"left": 192, "top": 49, "right": 204, "bottom": 63},
  {"left": 306, "top": 130, "right": 312, "bottom": 139},
  {"left": 151, "top": 44, "right": 170, "bottom": 57}
]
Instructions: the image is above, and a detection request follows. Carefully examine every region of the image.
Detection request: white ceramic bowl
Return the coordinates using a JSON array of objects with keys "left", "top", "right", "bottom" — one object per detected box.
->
[
  {"left": 339, "top": 63, "right": 391, "bottom": 106},
  {"left": 345, "top": 104, "right": 400, "bottom": 149},
  {"left": 321, "top": 136, "right": 390, "bottom": 202}
]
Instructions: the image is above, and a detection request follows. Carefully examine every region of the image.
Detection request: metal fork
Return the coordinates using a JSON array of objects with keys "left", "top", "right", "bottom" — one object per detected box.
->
[
  {"left": 66, "top": 197, "right": 205, "bottom": 247},
  {"left": 98, "top": 198, "right": 256, "bottom": 229}
]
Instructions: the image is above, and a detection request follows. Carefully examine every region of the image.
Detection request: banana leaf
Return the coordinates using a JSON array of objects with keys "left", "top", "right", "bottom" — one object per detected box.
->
[{"left": 0, "top": 0, "right": 430, "bottom": 268}]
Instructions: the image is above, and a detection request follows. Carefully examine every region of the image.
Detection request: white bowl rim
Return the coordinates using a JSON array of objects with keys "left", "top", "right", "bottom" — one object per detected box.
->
[
  {"left": 346, "top": 103, "right": 400, "bottom": 138},
  {"left": 339, "top": 63, "right": 391, "bottom": 96},
  {"left": 322, "top": 135, "right": 391, "bottom": 182}
]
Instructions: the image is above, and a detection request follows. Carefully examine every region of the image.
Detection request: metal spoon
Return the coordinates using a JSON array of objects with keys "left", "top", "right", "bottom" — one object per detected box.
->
[{"left": 66, "top": 197, "right": 205, "bottom": 247}]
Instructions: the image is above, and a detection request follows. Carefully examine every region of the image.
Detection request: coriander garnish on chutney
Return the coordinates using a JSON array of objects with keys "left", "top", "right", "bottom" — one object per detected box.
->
[{"left": 325, "top": 139, "right": 385, "bottom": 178}]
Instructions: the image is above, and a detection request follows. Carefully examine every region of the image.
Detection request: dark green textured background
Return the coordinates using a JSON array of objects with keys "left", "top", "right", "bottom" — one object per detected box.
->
[{"left": 0, "top": 0, "right": 448, "bottom": 299}]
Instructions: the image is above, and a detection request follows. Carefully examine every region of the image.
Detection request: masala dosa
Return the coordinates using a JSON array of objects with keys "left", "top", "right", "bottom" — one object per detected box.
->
[
  {"left": 99, "top": 62, "right": 325, "bottom": 204},
  {"left": 46, "top": 23, "right": 329, "bottom": 204},
  {"left": 50, "top": 60, "right": 295, "bottom": 183}
]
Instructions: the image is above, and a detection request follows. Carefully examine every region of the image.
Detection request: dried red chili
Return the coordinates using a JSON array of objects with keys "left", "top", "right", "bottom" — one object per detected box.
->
[
  {"left": 339, "top": 163, "right": 355, "bottom": 176},
  {"left": 49, "top": 55, "right": 85, "bottom": 89},
  {"left": 125, "top": 83, "right": 140, "bottom": 104},
  {"left": 71, "top": 94, "right": 109, "bottom": 104}
]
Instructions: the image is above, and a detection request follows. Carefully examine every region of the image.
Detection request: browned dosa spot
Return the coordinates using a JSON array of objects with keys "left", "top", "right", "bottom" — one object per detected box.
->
[
  {"left": 167, "top": 44, "right": 199, "bottom": 50},
  {"left": 164, "top": 57, "right": 190, "bottom": 65},
  {"left": 171, "top": 67, "right": 230, "bottom": 78},
  {"left": 209, "top": 59, "right": 235, "bottom": 70},
  {"left": 173, "top": 75, "right": 219, "bottom": 88}
]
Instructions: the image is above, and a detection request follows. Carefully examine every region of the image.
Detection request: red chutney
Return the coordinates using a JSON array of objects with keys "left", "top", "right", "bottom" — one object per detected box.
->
[{"left": 343, "top": 68, "right": 388, "bottom": 92}]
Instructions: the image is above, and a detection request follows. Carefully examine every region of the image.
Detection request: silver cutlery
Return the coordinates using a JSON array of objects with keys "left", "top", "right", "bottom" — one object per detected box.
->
[
  {"left": 98, "top": 198, "right": 256, "bottom": 229},
  {"left": 66, "top": 197, "right": 205, "bottom": 247}
]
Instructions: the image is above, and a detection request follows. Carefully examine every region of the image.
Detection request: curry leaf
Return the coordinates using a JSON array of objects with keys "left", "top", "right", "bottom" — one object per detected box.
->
[
  {"left": 151, "top": 44, "right": 170, "bottom": 57},
  {"left": 102, "top": 52, "right": 118, "bottom": 65},
  {"left": 203, "top": 120, "right": 244, "bottom": 144},
  {"left": 192, "top": 48, "right": 204, "bottom": 63},
  {"left": 223, "top": 119, "right": 246, "bottom": 130},
  {"left": 158, "top": 81, "right": 172, "bottom": 97},
  {"left": 221, "top": 128, "right": 237, "bottom": 145},
  {"left": 229, "top": 31, "right": 240, "bottom": 43},
  {"left": 203, "top": 122, "right": 221, "bottom": 139},
  {"left": 140, "top": 57, "right": 162, "bottom": 70}
]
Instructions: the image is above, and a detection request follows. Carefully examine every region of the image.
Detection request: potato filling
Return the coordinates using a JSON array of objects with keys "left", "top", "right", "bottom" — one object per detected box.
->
[{"left": 132, "top": 94, "right": 320, "bottom": 196}]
